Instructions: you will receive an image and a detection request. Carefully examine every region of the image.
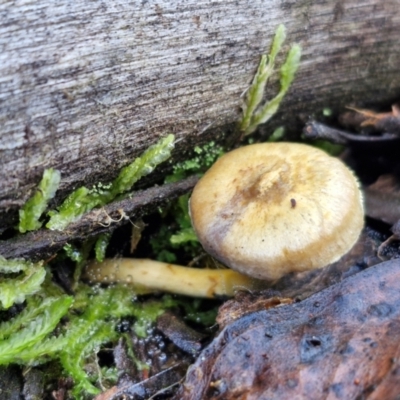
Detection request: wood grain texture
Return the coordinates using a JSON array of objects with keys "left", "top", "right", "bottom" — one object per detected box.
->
[{"left": 1, "top": 0, "right": 400, "bottom": 223}]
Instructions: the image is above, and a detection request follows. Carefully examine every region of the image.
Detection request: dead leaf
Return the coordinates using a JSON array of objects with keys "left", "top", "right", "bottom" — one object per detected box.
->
[
  {"left": 340, "top": 104, "right": 400, "bottom": 134},
  {"left": 175, "top": 259, "right": 400, "bottom": 400}
]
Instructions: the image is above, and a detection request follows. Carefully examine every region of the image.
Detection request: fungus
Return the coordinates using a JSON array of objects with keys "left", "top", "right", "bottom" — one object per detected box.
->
[
  {"left": 189, "top": 142, "right": 364, "bottom": 280},
  {"left": 86, "top": 142, "right": 364, "bottom": 297}
]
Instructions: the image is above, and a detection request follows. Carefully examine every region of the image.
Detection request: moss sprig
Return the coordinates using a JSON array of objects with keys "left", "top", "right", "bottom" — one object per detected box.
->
[
  {"left": 239, "top": 24, "right": 301, "bottom": 136},
  {"left": 18, "top": 168, "right": 61, "bottom": 233},
  {"left": 94, "top": 233, "right": 111, "bottom": 263},
  {"left": 47, "top": 134, "right": 175, "bottom": 231},
  {"left": 0, "top": 256, "right": 46, "bottom": 309},
  {"left": 0, "top": 295, "right": 73, "bottom": 365}
]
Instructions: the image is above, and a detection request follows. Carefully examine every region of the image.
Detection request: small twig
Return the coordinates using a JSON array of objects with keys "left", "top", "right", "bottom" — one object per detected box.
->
[
  {"left": 146, "top": 378, "right": 184, "bottom": 400},
  {"left": 303, "top": 120, "right": 399, "bottom": 144},
  {"left": 0, "top": 176, "right": 198, "bottom": 261},
  {"left": 94, "top": 362, "right": 189, "bottom": 400}
]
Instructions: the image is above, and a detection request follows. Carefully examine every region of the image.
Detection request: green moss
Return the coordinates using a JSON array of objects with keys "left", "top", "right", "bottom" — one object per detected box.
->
[
  {"left": 0, "top": 256, "right": 46, "bottom": 309},
  {"left": 166, "top": 141, "right": 224, "bottom": 183},
  {"left": 63, "top": 243, "right": 85, "bottom": 264},
  {"left": 18, "top": 168, "right": 61, "bottom": 233},
  {"left": 0, "top": 134, "right": 186, "bottom": 395},
  {"left": 170, "top": 227, "right": 198, "bottom": 245},
  {"left": 310, "top": 139, "right": 344, "bottom": 156},
  {"left": 149, "top": 141, "right": 224, "bottom": 262},
  {"left": 94, "top": 233, "right": 111, "bottom": 263},
  {"left": 268, "top": 126, "right": 285, "bottom": 142},
  {"left": 47, "top": 134, "right": 175, "bottom": 231},
  {"left": 150, "top": 193, "right": 200, "bottom": 263},
  {"left": 0, "top": 276, "right": 180, "bottom": 396},
  {"left": 0, "top": 296, "right": 73, "bottom": 364},
  {"left": 239, "top": 24, "right": 301, "bottom": 136}
]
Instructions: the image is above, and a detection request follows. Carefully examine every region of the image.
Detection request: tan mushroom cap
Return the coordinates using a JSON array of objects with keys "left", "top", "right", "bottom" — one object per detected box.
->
[{"left": 189, "top": 142, "right": 364, "bottom": 280}]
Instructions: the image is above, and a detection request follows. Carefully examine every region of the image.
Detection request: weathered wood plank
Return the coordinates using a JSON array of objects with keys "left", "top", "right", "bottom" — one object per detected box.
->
[{"left": 1, "top": 0, "right": 399, "bottom": 227}]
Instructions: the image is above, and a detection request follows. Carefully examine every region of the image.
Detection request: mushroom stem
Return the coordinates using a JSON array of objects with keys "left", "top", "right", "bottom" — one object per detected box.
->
[{"left": 85, "top": 258, "right": 265, "bottom": 298}]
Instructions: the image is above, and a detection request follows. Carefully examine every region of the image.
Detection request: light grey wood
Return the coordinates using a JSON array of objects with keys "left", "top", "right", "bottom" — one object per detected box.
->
[{"left": 1, "top": 0, "right": 400, "bottom": 223}]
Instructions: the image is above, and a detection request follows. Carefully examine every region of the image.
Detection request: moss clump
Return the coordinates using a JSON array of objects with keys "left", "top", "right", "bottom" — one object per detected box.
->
[
  {"left": 18, "top": 168, "right": 61, "bottom": 233},
  {"left": 0, "top": 257, "right": 180, "bottom": 397},
  {"left": 0, "top": 256, "right": 46, "bottom": 309},
  {"left": 166, "top": 141, "right": 224, "bottom": 183},
  {"left": 47, "top": 134, "right": 175, "bottom": 231}
]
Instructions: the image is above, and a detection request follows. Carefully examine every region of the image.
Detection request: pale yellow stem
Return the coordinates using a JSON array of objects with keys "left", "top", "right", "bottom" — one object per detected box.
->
[{"left": 85, "top": 258, "right": 265, "bottom": 298}]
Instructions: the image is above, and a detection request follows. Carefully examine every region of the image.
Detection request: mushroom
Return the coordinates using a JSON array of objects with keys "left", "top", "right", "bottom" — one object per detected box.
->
[
  {"left": 86, "top": 142, "right": 364, "bottom": 297},
  {"left": 189, "top": 142, "right": 364, "bottom": 280}
]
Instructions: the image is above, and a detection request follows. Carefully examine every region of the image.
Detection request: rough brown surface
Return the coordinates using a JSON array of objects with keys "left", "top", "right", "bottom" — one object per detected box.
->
[
  {"left": 1, "top": 0, "right": 400, "bottom": 228},
  {"left": 175, "top": 259, "right": 400, "bottom": 400}
]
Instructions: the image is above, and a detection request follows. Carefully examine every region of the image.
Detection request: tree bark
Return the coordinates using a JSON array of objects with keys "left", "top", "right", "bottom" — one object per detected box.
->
[{"left": 1, "top": 0, "right": 400, "bottom": 229}]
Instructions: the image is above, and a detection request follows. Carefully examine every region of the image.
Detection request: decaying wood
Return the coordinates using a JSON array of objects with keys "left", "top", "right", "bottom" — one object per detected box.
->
[
  {"left": 0, "top": 175, "right": 198, "bottom": 261},
  {"left": 175, "top": 259, "right": 400, "bottom": 400},
  {"left": 1, "top": 1, "right": 400, "bottom": 230}
]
